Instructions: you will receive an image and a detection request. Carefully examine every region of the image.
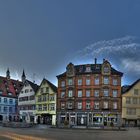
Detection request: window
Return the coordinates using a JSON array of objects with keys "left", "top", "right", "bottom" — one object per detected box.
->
[
  {"left": 40, "top": 88, "right": 44, "bottom": 93},
  {"left": 113, "top": 102, "right": 117, "bottom": 109},
  {"left": 103, "top": 77, "right": 109, "bottom": 84},
  {"left": 95, "top": 77, "right": 99, "bottom": 85},
  {"left": 78, "top": 79, "right": 82, "bottom": 86},
  {"left": 86, "top": 90, "right": 90, "bottom": 97},
  {"left": 25, "top": 89, "right": 29, "bottom": 93},
  {"left": 127, "top": 108, "right": 136, "bottom": 115},
  {"left": 68, "top": 78, "right": 73, "bottom": 85},
  {"left": 126, "top": 97, "right": 131, "bottom": 104},
  {"left": 86, "top": 66, "right": 91, "bottom": 72},
  {"left": 103, "top": 101, "right": 108, "bottom": 109},
  {"left": 134, "top": 89, "right": 139, "bottom": 95},
  {"left": 103, "top": 66, "right": 109, "bottom": 73},
  {"left": 8, "top": 93, "right": 12, "bottom": 96},
  {"left": 9, "top": 107, "right": 13, "bottom": 113},
  {"left": 77, "top": 102, "right": 82, "bottom": 109},
  {"left": 61, "top": 91, "right": 65, "bottom": 98},
  {"left": 67, "top": 102, "right": 73, "bottom": 109},
  {"left": 30, "top": 95, "right": 34, "bottom": 100},
  {"left": 43, "top": 104, "right": 47, "bottom": 111},
  {"left": 0, "top": 106, "right": 1, "bottom": 112},
  {"left": 103, "top": 89, "right": 109, "bottom": 97},
  {"left": 0, "top": 97, "right": 1, "bottom": 103},
  {"left": 78, "top": 90, "right": 82, "bottom": 97},
  {"left": 38, "top": 105, "right": 42, "bottom": 111},
  {"left": 61, "top": 81, "right": 65, "bottom": 87},
  {"left": 61, "top": 102, "right": 65, "bottom": 109},
  {"left": 4, "top": 106, "right": 7, "bottom": 112},
  {"left": 9, "top": 99, "right": 13, "bottom": 104},
  {"left": 46, "top": 87, "right": 49, "bottom": 93},
  {"left": 38, "top": 95, "right": 41, "bottom": 102},
  {"left": 68, "top": 90, "right": 73, "bottom": 97},
  {"left": 94, "top": 101, "right": 99, "bottom": 109},
  {"left": 0, "top": 91, "right": 2, "bottom": 94},
  {"left": 94, "top": 90, "right": 99, "bottom": 97},
  {"left": 42, "top": 95, "right": 47, "bottom": 101},
  {"left": 86, "top": 102, "right": 90, "bottom": 109},
  {"left": 4, "top": 98, "right": 7, "bottom": 103},
  {"left": 112, "top": 90, "right": 118, "bottom": 97},
  {"left": 30, "top": 89, "right": 33, "bottom": 92},
  {"left": 21, "top": 91, "right": 24, "bottom": 94},
  {"left": 49, "top": 95, "right": 55, "bottom": 101},
  {"left": 49, "top": 103, "right": 55, "bottom": 111},
  {"left": 113, "top": 79, "right": 118, "bottom": 85},
  {"left": 133, "top": 98, "right": 137, "bottom": 104},
  {"left": 86, "top": 78, "right": 90, "bottom": 85},
  {"left": 31, "top": 105, "right": 35, "bottom": 110}
]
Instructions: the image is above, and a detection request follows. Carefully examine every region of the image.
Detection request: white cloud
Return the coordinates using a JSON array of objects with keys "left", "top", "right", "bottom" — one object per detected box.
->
[
  {"left": 76, "top": 35, "right": 140, "bottom": 82},
  {"left": 122, "top": 59, "right": 140, "bottom": 74},
  {"left": 79, "top": 36, "right": 139, "bottom": 57}
]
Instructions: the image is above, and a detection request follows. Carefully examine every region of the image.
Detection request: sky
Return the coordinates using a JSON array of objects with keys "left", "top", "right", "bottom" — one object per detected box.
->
[{"left": 0, "top": 0, "right": 140, "bottom": 86}]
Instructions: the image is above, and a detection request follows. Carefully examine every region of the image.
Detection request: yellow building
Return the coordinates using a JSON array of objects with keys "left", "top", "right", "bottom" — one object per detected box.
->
[
  {"left": 122, "top": 79, "right": 140, "bottom": 126},
  {"left": 35, "top": 78, "right": 57, "bottom": 125}
]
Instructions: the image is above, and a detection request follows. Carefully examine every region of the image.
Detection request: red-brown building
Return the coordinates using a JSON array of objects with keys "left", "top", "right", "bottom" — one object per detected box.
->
[{"left": 56, "top": 59, "right": 123, "bottom": 127}]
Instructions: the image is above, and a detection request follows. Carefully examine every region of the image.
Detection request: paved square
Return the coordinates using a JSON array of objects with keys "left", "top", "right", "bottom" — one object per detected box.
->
[{"left": 0, "top": 126, "right": 140, "bottom": 140}]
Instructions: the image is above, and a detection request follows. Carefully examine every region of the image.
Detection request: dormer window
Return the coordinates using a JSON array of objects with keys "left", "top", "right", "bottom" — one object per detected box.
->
[
  {"left": 103, "top": 66, "right": 109, "bottom": 73},
  {"left": 8, "top": 93, "right": 12, "bottom": 96},
  {"left": 86, "top": 66, "right": 91, "bottom": 72}
]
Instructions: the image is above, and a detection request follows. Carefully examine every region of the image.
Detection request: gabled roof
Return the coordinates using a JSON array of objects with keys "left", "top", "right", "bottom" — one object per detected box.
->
[
  {"left": 39, "top": 78, "right": 57, "bottom": 93},
  {"left": 122, "top": 79, "right": 140, "bottom": 94},
  {"left": 0, "top": 76, "right": 23, "bottom": 98},
  {"left": 26, "top": 80, "right": 39, "bottom": 92},
  {"left": 57, "top": 63, "right": 123, "bottom": 78}
]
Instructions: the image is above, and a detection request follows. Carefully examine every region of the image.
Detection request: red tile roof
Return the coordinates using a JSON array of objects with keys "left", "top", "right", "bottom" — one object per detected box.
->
[{"left": 0, "top": 76, "right": 23, "bottom": 98}]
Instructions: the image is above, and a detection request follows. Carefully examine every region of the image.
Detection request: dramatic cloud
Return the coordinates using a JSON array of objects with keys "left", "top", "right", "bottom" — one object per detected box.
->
[{"left": 77, "top": 36, "right": 140, "bottom": 84}]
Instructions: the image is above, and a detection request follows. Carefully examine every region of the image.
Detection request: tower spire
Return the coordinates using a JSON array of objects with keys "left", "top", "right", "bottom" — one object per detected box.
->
[
  {"left": 22, "top": 69, "right": 26, "bottom": 83},
  {"left": 6, "top": 68, "right": 10, "bottom": 80}
]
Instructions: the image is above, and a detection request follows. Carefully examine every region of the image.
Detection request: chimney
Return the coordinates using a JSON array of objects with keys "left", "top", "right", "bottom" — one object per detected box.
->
[{"left": 95, "top": 58, "right": 97, "bottom": 64}]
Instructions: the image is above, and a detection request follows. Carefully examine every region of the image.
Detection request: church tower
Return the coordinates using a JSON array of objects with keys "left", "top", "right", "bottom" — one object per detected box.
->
[
  {"left": 6, "top": 68, "right": 10, "bottom": 80},
  {"left": 21, "top": 70, "right": 26, "bottom": 83}
]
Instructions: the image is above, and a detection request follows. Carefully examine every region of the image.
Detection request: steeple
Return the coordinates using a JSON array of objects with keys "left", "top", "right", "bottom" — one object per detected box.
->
[
  {"left": 22, "top": 69, "right": 26, "bottom": 83},
  {"left": 6, "top": 68, "right": 10, "bottom": 80}
]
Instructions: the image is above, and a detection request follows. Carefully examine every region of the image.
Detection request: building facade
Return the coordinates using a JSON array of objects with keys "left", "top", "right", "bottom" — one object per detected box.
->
[
  {"left": 122, "top": 79, "right": 140, "bottom": 126},
  {"left": 35, "top": 79, "right": 57, "bottom": 125},
  {"left": 18, "top": 73, "right": 39, "bottom": 123},
  {"left": 57, "top": 59, "right": 123, "bottom": 127},
  {"left": 0, "top": 69, "right": 23, "bottom": 121}
]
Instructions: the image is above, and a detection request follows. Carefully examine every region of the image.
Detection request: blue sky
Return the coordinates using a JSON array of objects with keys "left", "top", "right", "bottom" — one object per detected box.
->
[{"left": 0, "top": 0, "right": 140, "bottom": 85}]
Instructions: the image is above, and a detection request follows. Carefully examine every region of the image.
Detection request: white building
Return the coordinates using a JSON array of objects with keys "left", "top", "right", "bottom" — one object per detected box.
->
[{"left": 18, "top": 71, "right": 39, "bottom": 123}]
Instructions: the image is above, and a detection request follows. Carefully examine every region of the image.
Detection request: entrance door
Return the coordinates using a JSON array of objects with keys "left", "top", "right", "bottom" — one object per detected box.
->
[
  {"left": 37, "top": 116, "right": 41, "bottom": 124},
  {"left": 77, "top": 116, "right": 87, "bottom": 126},
  {"left": 0, "top": 115, "right": 3, "bottom": 121},
  {"left": 104, "top": 117, "right": 107, "bottom": 126}
]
